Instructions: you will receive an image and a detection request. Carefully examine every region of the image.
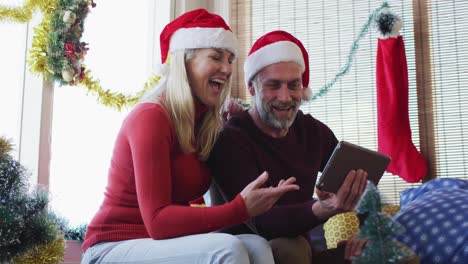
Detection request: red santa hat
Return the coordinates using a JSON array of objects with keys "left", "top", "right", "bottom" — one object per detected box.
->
[
  {"left": 244, "top": 30, "right": 311, "bottom": 98},
  {"left": 159, "top": 8, "right": 238, "bottom": 64}
]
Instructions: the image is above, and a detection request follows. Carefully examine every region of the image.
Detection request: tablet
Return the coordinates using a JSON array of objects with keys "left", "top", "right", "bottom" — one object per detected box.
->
[{"left": 316, "top": 141, "right": 391, "bottom": 193}]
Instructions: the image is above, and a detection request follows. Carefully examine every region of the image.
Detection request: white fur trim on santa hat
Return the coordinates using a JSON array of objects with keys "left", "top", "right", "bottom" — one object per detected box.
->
[
  {"left": 170, "top": 27, "right": 238, "bottom": 57},
  {"left": 244, "top": 41, "right": 305, "bottom": 86},
  {"left": 302, "top": 87, "right": 313, "bottom": 100}
]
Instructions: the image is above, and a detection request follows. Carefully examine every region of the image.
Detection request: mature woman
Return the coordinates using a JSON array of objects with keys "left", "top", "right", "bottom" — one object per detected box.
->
[{"left": 81, "top": 9, "right": 299, "bottom": 264}]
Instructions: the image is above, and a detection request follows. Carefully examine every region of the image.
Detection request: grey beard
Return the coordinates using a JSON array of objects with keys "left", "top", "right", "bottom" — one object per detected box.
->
[{"left": 256, "top": 97, "right": 298, "bottom": 131}]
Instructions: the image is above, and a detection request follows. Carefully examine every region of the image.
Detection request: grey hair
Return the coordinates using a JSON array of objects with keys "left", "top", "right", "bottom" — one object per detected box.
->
[{"left": 250, "top": 73, "right": 262, "bottom": 106}]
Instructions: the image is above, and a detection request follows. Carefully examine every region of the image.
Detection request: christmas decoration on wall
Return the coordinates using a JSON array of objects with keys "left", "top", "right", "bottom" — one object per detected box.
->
[
  {"left": 375, "top": 6, "right": 427, "bottom": 183},
  {"left": 2, "top": 1, "right": 409, "bottom": 111},
  {"left": 1, "top": 0, "right": 159, "bottom": 111},
  {"left": 31, "top": 0, "right": 92, "bottom": 86},
  {"left": 237, "top": 1, "right": 391, "bottom": 107},
  {"left": 306, "top": 1, "right": 390, "bottom": 101},
  {"left": 0, "top": 136, "right": 65, "bottom": 263},
  {"left": 353, "top": 183, "right": 416, "bottom": 264},
  {"left": 1, "top": 0, "right": 395, "bottom": 111}
]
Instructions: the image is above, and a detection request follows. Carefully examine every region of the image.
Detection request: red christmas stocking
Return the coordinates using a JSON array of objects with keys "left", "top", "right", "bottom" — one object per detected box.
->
[{"left": 377, "top": 36, "right": 427, "bottom": 183}]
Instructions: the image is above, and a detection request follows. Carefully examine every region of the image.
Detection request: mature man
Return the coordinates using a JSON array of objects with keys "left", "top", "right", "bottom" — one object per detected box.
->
[{"left": 208, "top": 30, "right": 367, "bottom": 263}]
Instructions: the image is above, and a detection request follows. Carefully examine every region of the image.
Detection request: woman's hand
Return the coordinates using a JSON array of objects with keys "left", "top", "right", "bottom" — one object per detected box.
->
[
  {"left": 240, "top": 171, "right": 299, "bottom": 217},
  {"left": 312, "top": 169, "right": 368, "bottom": 220}
]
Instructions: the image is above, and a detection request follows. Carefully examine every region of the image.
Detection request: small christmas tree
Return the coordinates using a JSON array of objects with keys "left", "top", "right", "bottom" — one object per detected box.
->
[
  {"left": 352, "top": 183, "right": 412, "bottom": 264},
  {"left": 0, "top": 137, "right": 64, "bottom": 263}
]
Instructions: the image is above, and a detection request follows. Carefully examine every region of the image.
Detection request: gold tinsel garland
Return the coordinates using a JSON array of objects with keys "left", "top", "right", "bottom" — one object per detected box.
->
[
  {"left": 0, "top": 136, "right": 14, "bottom": 156},
  {"left": 28, "top": 16, "right": 54, "bottom": 75},
  {"left": 81, "top": 70, "right": 161, "bottom": 111},
  {"left": 13, "top": 236, "right": 65, "bottom": 264},
  {"left": 1, "top": 0, "right": 161, "bottom": 111},
  {"left": 0, "top": 0, "right": 56, "bottom": 23}
]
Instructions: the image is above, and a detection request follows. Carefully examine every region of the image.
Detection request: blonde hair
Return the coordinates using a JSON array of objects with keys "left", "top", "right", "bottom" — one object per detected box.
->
[{"left": 154, "top": 49, "right": 231, "bottom": 160}]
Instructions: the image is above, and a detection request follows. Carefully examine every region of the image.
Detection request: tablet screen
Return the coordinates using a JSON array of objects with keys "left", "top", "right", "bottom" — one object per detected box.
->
[{"left": 316, "top": 141, "right": 391, "bottom": 193}]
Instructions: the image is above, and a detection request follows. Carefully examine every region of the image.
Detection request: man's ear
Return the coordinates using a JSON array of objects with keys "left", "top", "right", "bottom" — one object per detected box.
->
[{"left": 247, "top": 81, "right": 255, "bottom": 96}]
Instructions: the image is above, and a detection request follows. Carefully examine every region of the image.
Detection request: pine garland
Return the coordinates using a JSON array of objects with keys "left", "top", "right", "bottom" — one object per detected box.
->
[{"left": 47, "top": 0, "right": 91, "bottom": 85}]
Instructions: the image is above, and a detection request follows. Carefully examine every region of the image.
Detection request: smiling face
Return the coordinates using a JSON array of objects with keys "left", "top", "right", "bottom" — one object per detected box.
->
[
  {"left": 249, "top": 61, "right": 303, "bottom": 137},
  {"left": 185, "top": 48, "right": 234, "bottom": 106}
]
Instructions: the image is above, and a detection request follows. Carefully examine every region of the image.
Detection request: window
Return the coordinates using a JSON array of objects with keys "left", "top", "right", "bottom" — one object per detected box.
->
[
  {"left": 231, "top": 0, "right": 468, "bottom": 204},
  {"left": 48, "top": 0, "right": 169, "bottom": 226},
  {"left": 428, "top": 1, "right": 468, "bottom": 179},
  {"left": 0, "top": 22, "right": 27, "bottom": 159}
]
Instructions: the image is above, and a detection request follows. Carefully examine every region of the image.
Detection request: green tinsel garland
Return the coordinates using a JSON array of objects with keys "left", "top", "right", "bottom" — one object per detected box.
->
[
  {"left": 306, "top": 1, "right": 390, "bottom": 102},
  {"left": 236, "top": 2, "right": 392, "bottom": 108}
]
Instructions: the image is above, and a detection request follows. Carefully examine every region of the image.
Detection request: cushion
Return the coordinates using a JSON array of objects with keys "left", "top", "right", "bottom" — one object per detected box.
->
[
  {"left": 323, "top": 212, "right": 359, "bottom": 249},
  {"left": 393, "top": 178, "right": 468, "bottom": 264},
  {"left": 382, "top": 204, "right": 400, "bottom": 217},
  {"left": 323, "top": 204, "right": 400, "bottom": 249}
]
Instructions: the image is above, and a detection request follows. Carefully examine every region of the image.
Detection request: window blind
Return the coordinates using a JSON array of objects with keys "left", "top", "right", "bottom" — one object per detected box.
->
[
  {"left": 428, "top": 1, "right": 468, "bottom": 180},
  {"left": 230, "top": 0, "right": 468, "bottom": 204}
]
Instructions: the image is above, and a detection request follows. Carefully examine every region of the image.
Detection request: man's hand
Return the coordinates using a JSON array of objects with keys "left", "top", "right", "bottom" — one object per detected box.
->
[
  {"left": 312, "top": 169, "right": 367, "bottom": 220},
  {"left": 240, "top": 171, "right": 300, "bottom": 217}
]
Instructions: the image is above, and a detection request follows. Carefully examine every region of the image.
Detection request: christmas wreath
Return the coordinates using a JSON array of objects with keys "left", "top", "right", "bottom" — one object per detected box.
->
[
  {"left": 1, "top": 0, "right": 159, "bottom": 111},
  {"left": 43, "top": 0, "right": 93, "bottom": 85}
]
